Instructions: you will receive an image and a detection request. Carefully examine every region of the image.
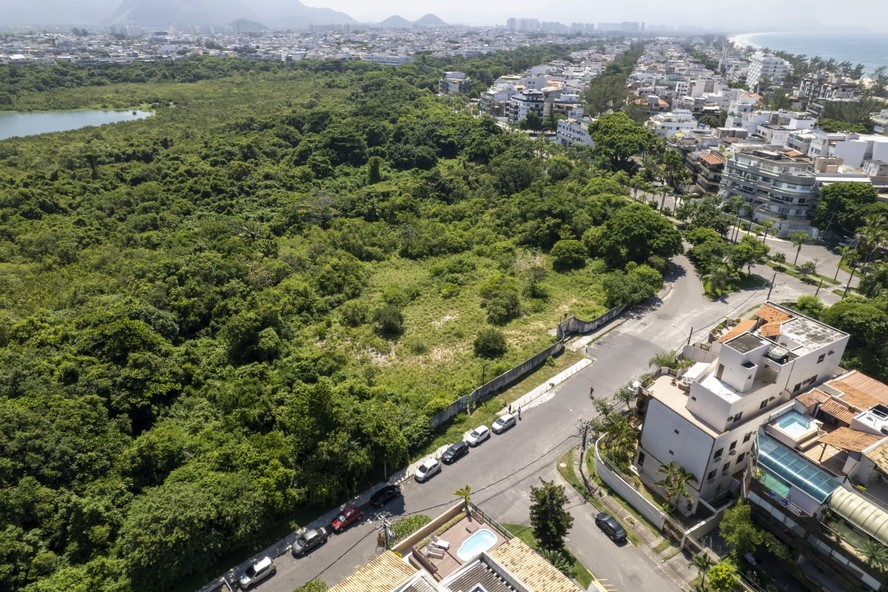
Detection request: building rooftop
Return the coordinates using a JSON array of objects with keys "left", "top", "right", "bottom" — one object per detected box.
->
[
  {"left": 758, "top": 433, "right": 840, "bottom": 503},
  {"left": 647, "top": 375, "right": 720, "bottom": 438},
  {"left": 329, "top": 552, "right": 418, "bottom": 592},
  {"left": 828, "top": 371, "right": 888, "bottom": 407}
]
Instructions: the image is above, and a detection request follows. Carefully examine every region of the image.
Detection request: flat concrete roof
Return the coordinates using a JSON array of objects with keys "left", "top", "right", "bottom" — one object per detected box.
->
[{"left": 648, "top": 375, "right": 720, "bottom": 438}]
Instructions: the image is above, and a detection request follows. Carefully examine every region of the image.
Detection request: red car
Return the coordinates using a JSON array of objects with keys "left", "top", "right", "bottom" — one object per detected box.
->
[{"left": 330, "top": 505, "right": 363, "bottom": 533}]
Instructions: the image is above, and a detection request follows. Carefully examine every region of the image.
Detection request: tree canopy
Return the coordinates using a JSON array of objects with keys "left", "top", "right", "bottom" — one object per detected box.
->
[{"left": 813, "top": 182, "right": 879, "bottom": 238}]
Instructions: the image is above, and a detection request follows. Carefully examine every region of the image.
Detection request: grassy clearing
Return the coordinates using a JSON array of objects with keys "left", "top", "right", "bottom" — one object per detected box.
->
[{"left": 502, "top": 523, "right": 595, "bottom": 589}]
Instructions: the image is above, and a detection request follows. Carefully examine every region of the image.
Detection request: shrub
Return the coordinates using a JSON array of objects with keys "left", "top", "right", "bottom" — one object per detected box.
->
[
  {"left": 473, "top": 328, "right": 508, "bottom": 359},
  {"left": 373, "top": 304, "right": 404, "bottom": 338},
  {"left": 391, "top": 515, "right": 432, "bottom": 543},
  {"left": 550, "top": 239, "right": 587, "bottom": 271}
]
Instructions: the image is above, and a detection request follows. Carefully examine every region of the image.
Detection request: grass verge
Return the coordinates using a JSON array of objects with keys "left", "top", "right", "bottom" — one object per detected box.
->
[{"left": 502, "top": 523, "right": 594, "bottom": 589}]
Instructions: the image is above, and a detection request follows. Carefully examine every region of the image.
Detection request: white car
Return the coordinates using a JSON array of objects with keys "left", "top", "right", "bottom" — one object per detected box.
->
[
  {"left": 492, "top": 413, "right": 517, "bottom": 434},
  {"left": 466, "top": 425, "right": 490, "bottom": 446},
  {"left": 415, "top": 458, "right": 442, "bottom": 482},
  {"left": 239, "top": 556, "right": 276, "bottom": 589}
]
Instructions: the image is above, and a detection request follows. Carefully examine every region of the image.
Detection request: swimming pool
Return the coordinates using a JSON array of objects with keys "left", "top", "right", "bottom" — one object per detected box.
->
[
  {"left": 457, "top": 528, "right": 497, "bottom": 561},
  {"left": 776, "top": 412, "right": 813, "bottom": 438}
]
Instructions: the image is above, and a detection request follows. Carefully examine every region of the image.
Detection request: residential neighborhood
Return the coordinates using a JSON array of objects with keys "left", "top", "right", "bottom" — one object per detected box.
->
[{"left": 1, "top": 11, "right": 888, "bottom": 592}]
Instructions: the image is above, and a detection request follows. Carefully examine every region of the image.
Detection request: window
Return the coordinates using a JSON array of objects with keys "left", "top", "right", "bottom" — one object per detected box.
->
[
  {"left": 733, "top": 412, "right": 743, "bottom": 423},
  {"left": 737, "top": 452, "right": 746, "bottom": 463},
  {"left": 707, "top": 470, "right": 717, "bottom": 481},
  {"left": 722, "top": 462, "right": 731, "bottom": 473},
  {"left": 674, "top": 429, "right": 680, "bottom": 435},
  {"left": 668, "top": 449, "right": 674, "bottom": 455},
  {"left": 729, "top": 441, "right": 737, "bottom": 452},
  {"left": 743, "top": 432, "right": 752, "bottom": 443},
  {"left": 793, "top": 382, "right": 801, "bottom": 393},
  {"left": 714, "top": 448, "right": 723, "bottom": 459},
  {"left": 817, "top": 354, "right": 825, "bottom": 363},
  {"left": 637, "top": 452, "right": 646, "bottom": 466},
  {"left": 760, "top": 400, "right": 768, "bottom": 409},
  {"left": 691, "top": 396, "right": 697, "bottom": 401}
]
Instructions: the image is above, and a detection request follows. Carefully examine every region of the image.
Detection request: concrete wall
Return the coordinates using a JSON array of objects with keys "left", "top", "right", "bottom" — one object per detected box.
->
[
  {"left": 594, "top": 436, "right": 667, "bottom": 530},
  {"left": 392, "top": 502, "right": 465, "bottom": 554},
  {"left": 557, "top": 304, "right": 626, "bottom": 340},
  {"left": 429, "top": 342, "right": 565, "bottom": 429}
]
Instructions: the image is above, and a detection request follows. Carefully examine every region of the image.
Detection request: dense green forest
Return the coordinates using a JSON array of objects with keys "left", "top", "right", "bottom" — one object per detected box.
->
[{"left": 0, "top": 51, "right": 681, "bottom": 592}]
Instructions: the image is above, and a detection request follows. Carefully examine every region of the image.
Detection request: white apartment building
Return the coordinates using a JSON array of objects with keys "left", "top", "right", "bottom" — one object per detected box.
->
[
  {"left": 746, "top": 52, "right": 790, "bottom": 89},
  {"left": 646, "top": 109, "right": 700, "bottom": 138},
  {"left": 832, "top": 134, "right": 888, "bottom": 168},
  {"left": 507, "top": 89, "right": 544, "bottom": 123},
  {"left": 636, "top": 303, "right": 849, "bottom": 514},
  {"left": 556, "top": 117, "right": 594, "bottom": 148},
  {"left": 718, "top": 147, "right": 818, "bottom": 236}
]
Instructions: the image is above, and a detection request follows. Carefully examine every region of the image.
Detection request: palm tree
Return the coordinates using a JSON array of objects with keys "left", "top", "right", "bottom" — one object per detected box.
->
[
  {"left": 703, "top": 263, "right": 738, "bottom": 295},
  {"left": 725, "top": 195, "right": 745, "bottom": 243},
  {"left": 760, "top": 220, "right": 774, "bottom": 240},
  {"left": 655, "top": 460, "right": 698, "bottom": 513},
  {"left": 861, "top": 538, "right": 888, "bottom": 571},
  {"left": 858, "top": 214, "right": 887, "bottom": 267},
  {"left": 835, "top": 245, "right": 857, "bottom": 281},
  {"left": 453, "top": 484, "right": 472, "bottom": 511},
  {"left": 692, "top": 553, "right": 714, "bottom": 590},
  {"left": 789, "top": 230, "right": 810, "bottom": 266},
  {"left": 602, "top": 414, "right": 637, "bottom": 471},
  {"left": 539, "top": 548, "right": 573, "bottom": 577},
  {"left": 614, "top": 384, "right": 638, "bottom": 411}
]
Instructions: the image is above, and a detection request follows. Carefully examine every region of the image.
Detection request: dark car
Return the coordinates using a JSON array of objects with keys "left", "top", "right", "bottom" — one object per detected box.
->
[
  {"left": 291, "top": 527, "right": 328, "bottom": 557},
  {"left": 442, "top": 441, "right": 470, "bottom": 464},
  {"left": 595, "top": 512, "right": 627, "bottom": 543},
  {"left": 330, "top": 505, "right": 363, "bottom": 533},
  {"left": 370, "top": 485, "right": 402, "bottom": 507}
]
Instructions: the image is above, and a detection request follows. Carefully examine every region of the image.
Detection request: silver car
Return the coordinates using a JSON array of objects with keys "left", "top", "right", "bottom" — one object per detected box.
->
[
  {"left": 466, "top": 425, "right": 490, "bottom": 446},
  {"left": 239, "top": 556, "right": 275, "bottom": 589}
]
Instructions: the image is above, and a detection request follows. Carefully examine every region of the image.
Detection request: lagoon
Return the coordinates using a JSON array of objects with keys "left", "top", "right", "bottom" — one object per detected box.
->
[{"left": 0, "top": 109, "right": 152, "bottom": 141}]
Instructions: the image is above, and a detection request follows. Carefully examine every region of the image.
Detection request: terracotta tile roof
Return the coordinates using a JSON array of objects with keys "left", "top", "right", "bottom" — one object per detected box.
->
[
  {"left": 865, "top": 440, "right": 888, "bottom": 474},
  {"left": 818, "top": 398, "right": 857, "bottom": 424},
  {"left": 828, "top": 371, "right": 888, "bottom": 407},
  {"left": 328, "top": 552, "right": 417, "bottom": 592},
  {"left": 818, "top": 428, "right": 885, "bottom": 453},
  {"left": 755, "top": 304, "right": 793, "bottom": 338},
  {"left": 700, "top": 152, "right": 726, "bottom": 166},
  {"left": 488, "top": 538, "right": 583, "bottom": 592},
  {"left": 718, "top": 319, "right": 757, "bottom": 343},
  {"left": 797, "top": 388, "right": 831, "bottom": 407}
]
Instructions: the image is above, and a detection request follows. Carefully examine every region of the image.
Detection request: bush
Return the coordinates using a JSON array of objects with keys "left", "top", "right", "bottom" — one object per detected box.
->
[
  {"left": 373, "top": 304, "right": 404, "bottom": 338},
  {"left": 391, "top": 515, "right": 432, "bottom": 543},
  {"left": 473, "top": 328, "right": 508, "bottom": 359},
  {"left": 550, "top": 239, "right": 587, "bottom": 271}
]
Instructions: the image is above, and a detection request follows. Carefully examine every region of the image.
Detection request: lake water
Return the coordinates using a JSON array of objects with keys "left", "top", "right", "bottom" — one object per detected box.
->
[
  {"left": 0, "top": 109, "right": 152, "bottom": 140},
  {"left": 730, "top": 31, "right": 888, "bottom": 75}
]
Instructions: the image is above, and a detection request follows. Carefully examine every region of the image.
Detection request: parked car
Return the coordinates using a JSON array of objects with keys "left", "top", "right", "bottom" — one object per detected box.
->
[
  {"left": 466, "top": 425, "right": 490, "bottom": 447},
  {"left": 414, "top": 458, "right": 442, "bottom": 482},
  {"left": 442, "top": 441, "right": 470, "bottom": 464},
  {"left": 238, "top": 556, "right": 276, "bottom": 589},
  {"left": 291, "top": 527, "right": 328, "bottom": 557},
  {"left": 330, "top": 505, "right": 363, "bottom": 533},
  {"left": 595, "top": 512, "right": 627, "bottom": 543},
  {"left": 369, "top": 484, "right": 401, "bottom": 507},
  {"left": 492, "top": 413, "right": 517, "bottom": 434}
]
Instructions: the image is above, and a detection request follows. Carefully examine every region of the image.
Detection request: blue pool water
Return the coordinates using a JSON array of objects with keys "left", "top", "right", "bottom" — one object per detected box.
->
[
  {"left": 457, "top": 528, "right": 497, "bottom": 561},
  {"left": 777, "top": 412, "right": 813, "bottom": 438}
]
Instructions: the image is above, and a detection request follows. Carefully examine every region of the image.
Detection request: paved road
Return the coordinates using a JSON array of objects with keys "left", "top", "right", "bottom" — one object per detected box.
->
[{"left": 248, "top": 254, "right": 825, "bottom": 592}]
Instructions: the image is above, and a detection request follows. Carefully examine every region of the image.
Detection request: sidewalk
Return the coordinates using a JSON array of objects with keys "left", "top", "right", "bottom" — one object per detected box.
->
[{"left": 565, "top": 447, "right": 697, "bottom": 592}]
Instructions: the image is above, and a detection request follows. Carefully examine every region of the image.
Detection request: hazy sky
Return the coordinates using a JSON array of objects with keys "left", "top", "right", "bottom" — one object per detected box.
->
[{"left": 3, "top": 0, "right": 888, "bottom": 30}]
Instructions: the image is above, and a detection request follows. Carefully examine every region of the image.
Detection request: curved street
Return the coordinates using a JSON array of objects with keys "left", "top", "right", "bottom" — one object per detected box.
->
[{"left": 248, "top": 251, "right": 827, "bottom": 592}]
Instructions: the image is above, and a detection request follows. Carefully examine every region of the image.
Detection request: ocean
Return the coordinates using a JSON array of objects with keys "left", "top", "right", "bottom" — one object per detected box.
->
[{"left": 730, "top": 31, "right": 888, "bottom": 75}]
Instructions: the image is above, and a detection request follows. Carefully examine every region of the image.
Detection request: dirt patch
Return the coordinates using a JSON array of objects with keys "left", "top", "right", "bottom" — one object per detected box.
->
[
  {"left": 433, "top": 313, "right": 459, "bottom": 329},
  {"left": 368, "top": 346, "right": 396, "bottom": 366}
]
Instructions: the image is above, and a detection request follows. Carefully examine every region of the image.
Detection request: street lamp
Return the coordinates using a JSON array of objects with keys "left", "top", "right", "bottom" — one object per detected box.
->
[{"left": 732, "top": 202, "right": 769, "bottom": 243}]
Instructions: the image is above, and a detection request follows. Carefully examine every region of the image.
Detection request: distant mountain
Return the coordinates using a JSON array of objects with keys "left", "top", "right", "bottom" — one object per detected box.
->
[
  {"left": 110, "top": 0, "right": 355, "bottom": 27},
  {"left": 231, "top": 18, "right": 268, "bottom": 32},
  {"left": 377, "top": 15, "right": 412, "bottom": 29},
  {"left": 376, "top": 14, "right": 448, "bottom": 29},
  {"left": 414, "top": 14, "right": 447, "bottom": 27}
]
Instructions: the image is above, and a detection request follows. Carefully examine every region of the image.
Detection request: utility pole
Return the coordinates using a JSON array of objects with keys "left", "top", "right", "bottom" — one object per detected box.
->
[
  {"left": 767, "top": 272, "right": 777, "bottom": 300},
  {"left": 376, "top": 512, "right": 394, "bottom": 551}
]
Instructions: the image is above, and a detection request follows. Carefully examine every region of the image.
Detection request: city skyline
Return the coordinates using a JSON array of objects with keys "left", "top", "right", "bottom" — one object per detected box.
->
[{"left": 2, "top": 0, "right": 887, "bottom": 31}]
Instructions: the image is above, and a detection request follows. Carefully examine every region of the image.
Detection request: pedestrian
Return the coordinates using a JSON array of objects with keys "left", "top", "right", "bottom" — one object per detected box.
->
[
  {"left": 508, "top": 404, "right": 512, "bottom": 414},
  {"left": 518, "top": 407, "right": 522, "bottom": 421},
  {"left": 589, "top": 385, "right": 595, "bottom": 399}
]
